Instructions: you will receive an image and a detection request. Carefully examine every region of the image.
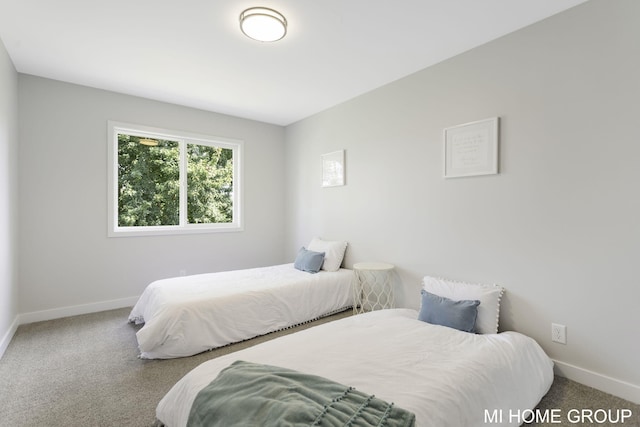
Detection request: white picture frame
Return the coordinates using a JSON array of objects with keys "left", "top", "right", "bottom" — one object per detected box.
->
[
  {"left": 443, "top": 117, "right": 499, "bottom": 178},
  {"left": 322, "top": 150, "right": 345, "bottom": 187}
]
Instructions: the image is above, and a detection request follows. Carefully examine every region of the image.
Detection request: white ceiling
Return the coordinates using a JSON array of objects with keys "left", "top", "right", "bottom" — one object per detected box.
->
[{"left": 0, "top": 0, "right": 587, "bottom": 126}]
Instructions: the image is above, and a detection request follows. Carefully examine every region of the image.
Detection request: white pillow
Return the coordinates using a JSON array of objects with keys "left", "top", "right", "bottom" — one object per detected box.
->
[
  {"left": 307, "top": 237, "right": 348, "bottom": 272},
  {"left": 422, "top": 276, "right": 504, "bottom": 334}
]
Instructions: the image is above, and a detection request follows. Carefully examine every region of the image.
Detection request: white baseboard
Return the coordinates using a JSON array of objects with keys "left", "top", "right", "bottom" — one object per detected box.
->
[
  {"left": 0, "top": 316, "right": 19, "bottom": 359},
  {"left": 553, "top": 359, "right": 640, "bottom": 405},
  {"left": 17, "top": 296, "right": 139, "bottom": 325}
]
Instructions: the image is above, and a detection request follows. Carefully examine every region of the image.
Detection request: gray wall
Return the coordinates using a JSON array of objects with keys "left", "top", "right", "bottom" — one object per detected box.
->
[
  {"left": 0, "top": 38, "right": 18, "bottom": 353},
  {"left": 285, "top": 0, "right": 639, "bottom": 400},
  {"left": 18, "top": 76, "right": 286, "bottom": 316}
]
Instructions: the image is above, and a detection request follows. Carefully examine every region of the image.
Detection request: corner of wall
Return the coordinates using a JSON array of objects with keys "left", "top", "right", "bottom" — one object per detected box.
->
[
  {"left": 0, "top": 34, "right": 20, "bottom": 363},
  {"left": 0, "top": 316, "right": 19, "bottom": 359}
]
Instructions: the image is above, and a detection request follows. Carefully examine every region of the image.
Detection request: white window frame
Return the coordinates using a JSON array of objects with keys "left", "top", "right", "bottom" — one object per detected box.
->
[{"left": 107, "top": 121, "right": 243, "bottom": 237}]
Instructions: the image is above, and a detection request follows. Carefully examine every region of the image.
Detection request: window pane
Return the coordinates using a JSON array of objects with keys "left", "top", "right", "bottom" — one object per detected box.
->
[
  {"left": 117, "top": 134, "right": 180, "bottom": 226},
  {"left": 187, "top": 143, "right": 233, "bottom": 224}
]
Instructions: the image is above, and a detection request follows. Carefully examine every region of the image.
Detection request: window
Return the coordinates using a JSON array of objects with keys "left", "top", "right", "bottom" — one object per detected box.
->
[{"left": 108, "top": 121, "right": 242, "bottom": 236}]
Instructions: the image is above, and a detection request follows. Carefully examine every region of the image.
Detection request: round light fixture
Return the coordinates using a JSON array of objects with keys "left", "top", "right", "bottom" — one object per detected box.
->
[
  {"left": 139, "top": 138, "right": 158, "bottom": 146},
  {"left": 239, "top": 7, "right": 287, "bottom": 42}
]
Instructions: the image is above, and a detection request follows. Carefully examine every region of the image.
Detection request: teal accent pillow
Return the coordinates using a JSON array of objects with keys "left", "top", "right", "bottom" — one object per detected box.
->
[
  {"left": 418, "top": 290, "right": 480, "bottom": 333},
  {"left": 293, "top": 247, "right": 325, "bottom": 274}
]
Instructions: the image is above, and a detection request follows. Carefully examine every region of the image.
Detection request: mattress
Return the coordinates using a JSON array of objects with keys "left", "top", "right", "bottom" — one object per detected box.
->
[
  {"left": 156, "top": 308, "right": 554, "bottom": 427},
  {"left": 128, "top": 263, "right": 354, "bottom": 359}
]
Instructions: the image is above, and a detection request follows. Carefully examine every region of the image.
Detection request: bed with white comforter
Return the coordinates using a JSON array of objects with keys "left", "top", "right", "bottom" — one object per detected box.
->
[
  {"left": 128, "top": 263, "right": 354, "bottom": 359},
  {"left": 156, "top": 308, "right": 554, "bottom": 427}
]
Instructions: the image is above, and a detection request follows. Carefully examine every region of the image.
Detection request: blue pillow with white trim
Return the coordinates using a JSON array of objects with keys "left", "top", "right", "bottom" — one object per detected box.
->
[{"left": 418, "top": 289, "right": 480, "bottom": 333}]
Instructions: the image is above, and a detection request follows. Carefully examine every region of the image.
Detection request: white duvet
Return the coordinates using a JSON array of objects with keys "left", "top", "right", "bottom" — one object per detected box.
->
[
  {"left": 157, "top": 308, "right": 554, "bottom": 427},
  {"left": 128, "top": 264, "right": 354, "bottom": 359}
]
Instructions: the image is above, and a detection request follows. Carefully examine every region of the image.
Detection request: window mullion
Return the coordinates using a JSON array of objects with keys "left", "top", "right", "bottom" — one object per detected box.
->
[{"left": 179, "top": 139, "right": 188, "bottom": 227}]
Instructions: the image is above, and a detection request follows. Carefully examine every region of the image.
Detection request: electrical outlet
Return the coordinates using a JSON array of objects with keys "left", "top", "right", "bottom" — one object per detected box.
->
[
  {"left": 551, "top": 323, "right": 566, "bottom": 344},
  {"left": 179, "top": 269, "right": 187, "bottom": 276}
]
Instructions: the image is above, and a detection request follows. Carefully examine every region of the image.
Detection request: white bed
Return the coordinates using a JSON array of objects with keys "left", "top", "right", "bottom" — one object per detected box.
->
[
  {"left": 128, "top": 263, "right": 354, "bottom": 359},
  {"left": 157, "top": 308, "right": 554, "bottom": 427}
]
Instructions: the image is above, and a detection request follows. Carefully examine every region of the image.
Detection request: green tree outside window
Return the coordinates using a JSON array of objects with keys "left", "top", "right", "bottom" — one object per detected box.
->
[{"left": 117, "top": 134, "right": 233, "bottom": 227}]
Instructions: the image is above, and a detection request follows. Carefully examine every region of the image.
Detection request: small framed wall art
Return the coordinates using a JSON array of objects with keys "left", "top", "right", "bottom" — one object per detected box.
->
[
  {"left": 322, "top": 150, "right": 345, "bottom": 187},
  {"left": 443, "top": 117, "right": 499, "bottom": 178}
]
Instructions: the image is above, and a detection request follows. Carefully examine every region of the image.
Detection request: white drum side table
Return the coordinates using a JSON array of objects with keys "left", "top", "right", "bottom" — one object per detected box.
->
[{"left": 353, "top": 262, "right": 395, "bottom": 314}]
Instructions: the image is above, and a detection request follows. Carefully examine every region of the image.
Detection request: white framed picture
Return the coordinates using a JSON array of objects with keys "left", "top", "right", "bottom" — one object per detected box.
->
[
  {"left": 322, "top": 150, "right": 345, "bottom": 187},
  {"left": 443, "top": 117, "right": 499, "bottom": 178}
]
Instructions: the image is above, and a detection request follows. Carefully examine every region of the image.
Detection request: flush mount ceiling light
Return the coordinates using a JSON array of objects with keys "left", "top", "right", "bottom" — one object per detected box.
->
[
  {"left": 239, "top": 7, "right": 287, "bottom": 42},
  {"left": 139, "top": 138, "right": 159, "bottom": 146}
]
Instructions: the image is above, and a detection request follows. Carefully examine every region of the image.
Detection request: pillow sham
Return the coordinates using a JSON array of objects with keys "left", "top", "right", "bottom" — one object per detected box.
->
[
  {"left": 293, "top": 247, "right": 325, "bottom": 274},
  {"left": 422, "top": 276, "right": 504, "bottom": 334},
  {"left": 307, "top": 237, "right": 348, "bottom": 272},
  {"left": 418, "top": 290, "right": 480, "bottom": 333}
]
